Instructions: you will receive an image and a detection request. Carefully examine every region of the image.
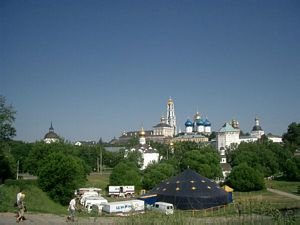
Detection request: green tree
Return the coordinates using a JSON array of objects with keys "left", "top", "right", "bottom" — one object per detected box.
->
[
  {"left": 38, "top": 152, "right": 86, "bottom": 205},
  {"left": 284, "top": 157, "right": 300, "bottom": 181},
  {"left": 109, "top": 161, "right": 141, "bottom": 190},
  {"left": 142, "top": 162, "right": 177, "bottom": 190},
  {"left": 226, "top": 163, "right": 265, "bottom": 191},
  {"left": 25, "top": 141, "right": 82, "bottom": 175},
  {"left": 148, "top": 141, "right": 169, "bottom": 159},
  {"left": 180, "top": 146, "right": 222, "bottom": 179},
  {"left": 0, "top": 96, "right": 16, "bottom": 141},
  {"left": 172, "top": 141, "right": 200, "bottom": 164},
  {"left": 103, "top": 150, "right": 124, "bottom": 168},
  {"left": 283, "top": 122, "right": 300, "bottom": 152},
  {"left": 0, "top": 143, "right": 16, "bottom": 183},
  {"left": 208, "top": 131, "right": 216, "bottom": 141},
  {"left": 5, "top": 140, "right": 32, "bottom": 173},
  {"left": 229, "top": 141, "right": 281, "bottom": 177},
  {"left": 124, "top": 150, "right": 143, "bottom": 168}
]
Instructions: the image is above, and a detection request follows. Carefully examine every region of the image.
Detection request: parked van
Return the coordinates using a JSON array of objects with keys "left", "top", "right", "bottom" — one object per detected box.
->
[
  {"left": 150, "top": 202, "right": 174, "bottom": 215},
  {"left": 84, "top": 196, "right": 108, "bottom": 208}
]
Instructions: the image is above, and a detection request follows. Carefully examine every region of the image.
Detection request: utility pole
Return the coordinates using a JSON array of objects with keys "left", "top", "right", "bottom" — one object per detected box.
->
[
  {"left": 100, "top": 148, "right": 103, "bottom": 174},
  {"left": 16, "top": 160, "right": 19, "bottom": 180}
]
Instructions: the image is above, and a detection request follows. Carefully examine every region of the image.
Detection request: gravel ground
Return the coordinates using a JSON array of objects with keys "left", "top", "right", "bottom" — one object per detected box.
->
[
  {"left": 0, "top": 212, "right": 123, "bottom": 225},
  {"left": 0, "top": 212, "right": 274, "bottom": 225}
]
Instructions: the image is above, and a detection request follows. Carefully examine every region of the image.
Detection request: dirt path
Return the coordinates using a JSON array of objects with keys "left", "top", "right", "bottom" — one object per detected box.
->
[
  {"left": 0, "top": 212, "right": 272, "bottom": 225},
  {"left": 267, "top": 188, "right": 300, "bottom": 201},
  {"left": 0, "top": 212, "right": 122, "bottom": 225}
]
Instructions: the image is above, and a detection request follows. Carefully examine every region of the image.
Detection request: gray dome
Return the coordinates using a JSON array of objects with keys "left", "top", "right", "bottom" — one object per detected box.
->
[
  {"left": 44, "top": 131, "right": 59, "bottom": 139},
  {"left": 44, "top": 122, "right": 59, "bottom": 139},
  {"left": 252, "top": 125, "right": 262, "bottom": 131}
]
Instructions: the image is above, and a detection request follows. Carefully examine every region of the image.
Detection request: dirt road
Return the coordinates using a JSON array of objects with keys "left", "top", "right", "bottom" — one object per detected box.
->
[
  {"left": 0, "top": 212, "right": 272, "bottom": 225},
  {"left": 267, "top": 188, "right": 300, "bottom": 201},
  {"left": 0, "top": 212, "right": 122, "bottom": 225}
]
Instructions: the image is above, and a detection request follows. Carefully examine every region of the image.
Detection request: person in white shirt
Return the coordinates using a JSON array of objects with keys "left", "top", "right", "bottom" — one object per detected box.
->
[
  {"left": 67, "top": 196, "right": 76, "bottom": 222},
  {"left": 16, "top": 190, "right": 26, "bottom": 223}
]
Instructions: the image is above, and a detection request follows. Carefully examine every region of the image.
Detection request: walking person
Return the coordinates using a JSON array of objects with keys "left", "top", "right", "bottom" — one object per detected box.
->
[
  {"left": 67, "top": 196, "right": 77, "bottom": 222},
  {"left": 16, "top": 190, "right": 26, "bottom": 223}
]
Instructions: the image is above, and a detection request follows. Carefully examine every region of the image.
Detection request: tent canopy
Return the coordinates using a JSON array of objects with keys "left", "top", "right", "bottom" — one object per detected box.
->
[{"left": 148, "top": 169, "right": 228, "bottom": 210}]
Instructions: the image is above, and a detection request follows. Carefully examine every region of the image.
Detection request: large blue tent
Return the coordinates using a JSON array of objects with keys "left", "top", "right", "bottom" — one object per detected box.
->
[{"left": 148, "top": 169, "right": 229, "bottom": 210}]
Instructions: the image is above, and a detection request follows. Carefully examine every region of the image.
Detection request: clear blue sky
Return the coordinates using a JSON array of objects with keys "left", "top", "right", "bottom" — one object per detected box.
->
[{"left": 1, "top": 0, "right": 300, "bottom": 142}]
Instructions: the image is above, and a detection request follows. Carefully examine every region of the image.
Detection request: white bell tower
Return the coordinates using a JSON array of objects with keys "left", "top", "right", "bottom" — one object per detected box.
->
[{"left": 167, "top": 97, "right": 177, "bottom": 136}]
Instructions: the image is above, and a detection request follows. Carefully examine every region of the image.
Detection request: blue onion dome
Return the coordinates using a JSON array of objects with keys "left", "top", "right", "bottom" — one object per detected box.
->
[
  {"left": 185, "top": 119, "right": 193, "bottom": 127},
  {"left": 204, "top": 118, "right": 211, "bottom": 126},
  {"left": 196, "top": 119, "right": 205, "bottom": 126}
]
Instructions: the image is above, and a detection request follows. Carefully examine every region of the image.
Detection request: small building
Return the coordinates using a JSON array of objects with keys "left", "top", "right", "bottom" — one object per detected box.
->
[
  {"left": 125, "top": 127, "right": 160, "bottom": 170},
  {"left": 44, "top": 122, "right": 60, "bottom": 144}
]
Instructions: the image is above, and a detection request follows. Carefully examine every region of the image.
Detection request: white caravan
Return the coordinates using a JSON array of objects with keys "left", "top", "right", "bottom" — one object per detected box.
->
[
  {"left": 102, "top": 199, "right": 144, "bottom": 214},
  {"left": 84, "top": 196, "right": 108, "bottom": 208},
  {"left": 108, "top": 186, "right": 135, "bottom": 198},
  {"left": 80, "top": 191, "right": 99, "bottom": 205},
  {"left": 76, "top": 187, "right": 101, "bottom": 196}
]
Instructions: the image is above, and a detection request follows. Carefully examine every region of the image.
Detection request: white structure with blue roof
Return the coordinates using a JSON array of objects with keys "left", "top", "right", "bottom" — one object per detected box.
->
[{"left": 184, "top": 111, "right": 212, "bottom": 135}]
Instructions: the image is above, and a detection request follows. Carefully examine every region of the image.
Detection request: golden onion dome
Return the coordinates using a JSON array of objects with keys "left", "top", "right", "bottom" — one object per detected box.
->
[
  {"left": 139, "top": 127, "right": 145, "bottom": 136},
  {"left": 167, "top": 98, "right": 173, "bottom": 105}
]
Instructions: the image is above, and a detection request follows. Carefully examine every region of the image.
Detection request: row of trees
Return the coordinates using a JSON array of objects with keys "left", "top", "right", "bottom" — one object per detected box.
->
[
  {"left": 110, "top": 123, "right": 300, "bottom": 192},
  {"left": 224, "top": 123, "right": 300, "bottom": 191},
  {"left": 110, "top": 143, "right": 222, "bottom": 190}
]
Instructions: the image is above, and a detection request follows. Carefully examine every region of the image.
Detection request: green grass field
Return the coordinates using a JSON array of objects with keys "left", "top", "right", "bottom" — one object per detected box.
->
[{"left": 84, "top": 172, "right": 110, "bottom": 194}]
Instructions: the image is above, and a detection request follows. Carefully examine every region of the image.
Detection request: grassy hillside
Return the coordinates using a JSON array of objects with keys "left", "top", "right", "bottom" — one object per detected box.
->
[
  {"left": 1, "top": 174, "right": 299, "bottom": 219},
  {"left": 0, "top": 180, "right": 67, "bottom": 214}
]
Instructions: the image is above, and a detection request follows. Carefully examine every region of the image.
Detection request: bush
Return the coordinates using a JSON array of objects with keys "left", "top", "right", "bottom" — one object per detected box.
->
[
  {"left": 109, "top": 161, "right": 141, "bottom": 190},
  {"left": 142, "top": 162, "right": 177, "bottom": 190},
  {"left": 226, "top": 163, "right": 265, "bottom": 191},
  {"left": 38, "top": 152, "right": 86, "bottom": 205}
]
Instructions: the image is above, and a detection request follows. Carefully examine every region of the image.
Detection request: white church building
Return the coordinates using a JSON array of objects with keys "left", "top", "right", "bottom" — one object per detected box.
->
[
  {"left": 124, "top": 127, "right": 160, "bottom": 170},
  {"left": 216, "top": 116, "right": 282, "bottom": 179}
]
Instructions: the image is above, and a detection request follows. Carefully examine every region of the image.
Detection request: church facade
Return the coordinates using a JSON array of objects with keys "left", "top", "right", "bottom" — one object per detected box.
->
[
  {"left": 173, "top": 111, "right": 211, "bottom": 143},
  {"left": 116, "top": 98, "right": 213, "bottom": 144},
  {"left": 117, "top": 98, "right": 177, "bottom": 144},
  {"left": 124, "top": 127, "right": 160, "bottom": 170}
]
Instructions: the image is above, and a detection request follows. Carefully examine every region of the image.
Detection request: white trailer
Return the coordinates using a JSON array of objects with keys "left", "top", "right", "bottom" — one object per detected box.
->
[
  {"left": 80, "top": 191, "right": 99, "bottom": 205},
  {"left": 102, "top": 200, "right": 144, "bottom": 214},
  {"left": 76, "top": 187, "right": 101, "bottom": 196},
  {"left": 84, "top": 196, "right": 108, "bottom": 208},
  {"left": 108, "top": 185, "right": 135, "bottom": 198}
]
